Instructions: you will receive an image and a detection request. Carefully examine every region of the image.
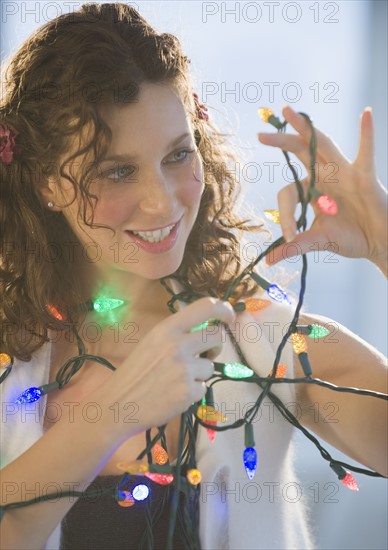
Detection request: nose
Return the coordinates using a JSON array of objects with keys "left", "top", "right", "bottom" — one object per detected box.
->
[{"left": 138, "top": 170, "right": 178, "bottom": 216}]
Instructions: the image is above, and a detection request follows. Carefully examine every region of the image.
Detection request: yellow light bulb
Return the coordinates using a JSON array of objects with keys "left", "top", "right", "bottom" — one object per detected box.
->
[
  {"left": 196, "top": 404, "right": 227, "bottom": 422},
  {"left": 292, "top": 333, "right": 308, "bottom": 354},
  {"left": 116, "top": 460, "right": 149, "bottom": 475},
  {"left": 187, "top": 468, "right": 202, "bottom": 485},
  {"left": 258, "top": 107, "right": 274, "bottom": 123},
  {"left": 264, "top": 209, "right": 281, "bottom": 224}
]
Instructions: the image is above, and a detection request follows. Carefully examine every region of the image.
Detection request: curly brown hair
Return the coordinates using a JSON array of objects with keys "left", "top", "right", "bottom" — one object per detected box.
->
[{"left": 0, "top": 2, "right": 265, "bottom": 361}]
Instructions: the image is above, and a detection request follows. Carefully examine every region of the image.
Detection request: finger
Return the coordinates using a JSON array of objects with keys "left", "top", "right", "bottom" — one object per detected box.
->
[
  {"left": 206, "top": 344, "right": 223, "bottom": 361},
  {"left": 277, "top": 178, "right": 310, "bottom": 242},
  {"left": 259, "top": 106, "right": 348, "bottom": 167},
  {"left": 183, "top": 324, "right": 224, "bottom": 357},
  {"left": 191, "top": 381, "right": 207, "bottom": 404},
  {"left": 266, "top": 229, "right": 332, "bottom": 266},
  {"left": 281, "top": 105, "right": 349, "bottom": 165},
  {"left": 193, "top": 357, "right": 215, "bottom": 382},
  {"left": 258, "top": 132, "right": 313, "bottom": 168},
  {"left": 168, "top": 296, "right": 236, "bottom": 334},
  {"left": 354, "top": 107, "right": 376, "bottom": 173}
]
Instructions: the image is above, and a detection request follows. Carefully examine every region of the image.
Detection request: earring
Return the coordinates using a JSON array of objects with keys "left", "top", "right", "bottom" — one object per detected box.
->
[{"left": 47, "top": 201, "right": 54, "bottom": 208}]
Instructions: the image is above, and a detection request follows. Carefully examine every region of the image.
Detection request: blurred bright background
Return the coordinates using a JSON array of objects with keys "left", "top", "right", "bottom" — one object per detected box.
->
[{"left": 1, "top": 1, "right": 387, "bottom": 548}]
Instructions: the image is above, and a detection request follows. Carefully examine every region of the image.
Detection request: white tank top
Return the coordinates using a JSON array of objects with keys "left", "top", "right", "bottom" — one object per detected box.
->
[{"left": 1, "top": 278, "right": 315, "bottom": 549}]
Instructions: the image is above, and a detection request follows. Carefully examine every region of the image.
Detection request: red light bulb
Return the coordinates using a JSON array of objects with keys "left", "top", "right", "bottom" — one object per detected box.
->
[{"left": 340, "top": 471, "right": 359, "bottom": 491}]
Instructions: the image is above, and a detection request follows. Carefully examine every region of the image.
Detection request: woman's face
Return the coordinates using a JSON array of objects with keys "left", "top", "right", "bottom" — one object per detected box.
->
[{"left": 52, "top": 82, "right": 205, "bottom": 280}]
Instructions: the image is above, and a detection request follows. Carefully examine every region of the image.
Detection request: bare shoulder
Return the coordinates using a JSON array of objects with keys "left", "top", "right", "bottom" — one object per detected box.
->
[
  {"left": 294, "top": 311, "right": 387, "bottom": 385},
  {"left": 297, "top": 311, "right": 387, "bottom": 362}
]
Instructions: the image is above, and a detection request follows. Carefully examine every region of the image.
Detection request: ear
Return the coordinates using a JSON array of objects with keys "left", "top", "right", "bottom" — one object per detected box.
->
[{"left": 37, "top": 176, "right": 63, "bottom": 212}]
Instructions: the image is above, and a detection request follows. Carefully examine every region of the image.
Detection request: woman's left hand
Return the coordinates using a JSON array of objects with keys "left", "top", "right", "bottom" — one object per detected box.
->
[{"left": 258, "top": 105, "right": 387, "bottom": 274}]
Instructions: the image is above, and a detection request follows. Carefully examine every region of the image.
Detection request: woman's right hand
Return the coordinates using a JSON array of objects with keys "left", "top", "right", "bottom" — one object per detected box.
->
[
  {"left": 259, "top": 106, "right": 387, "bottom": 273},
  {"left": 92, "top": 297, "right": 236, "bottom": 440}
]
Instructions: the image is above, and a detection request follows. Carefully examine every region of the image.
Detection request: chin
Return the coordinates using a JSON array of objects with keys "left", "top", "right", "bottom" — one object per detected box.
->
[{"left": 142, "top": 257, "right": 184, "bottom": 281}]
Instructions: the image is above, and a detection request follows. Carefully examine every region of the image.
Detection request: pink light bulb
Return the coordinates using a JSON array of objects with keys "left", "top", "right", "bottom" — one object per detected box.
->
[{"left": 316, "top": 194, "right": 338, "bottom": 215}]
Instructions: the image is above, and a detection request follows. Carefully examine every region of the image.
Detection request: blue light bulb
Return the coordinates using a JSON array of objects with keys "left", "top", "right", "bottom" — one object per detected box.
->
[
  {"left": 266, "top": 284, "right": 289, "bottom": 303},
  {"left": 243, "top": 447, "right": 257, "bottom": 480},
  {"left": 15, "top": 387, "right": 43, "bottom": 404}
]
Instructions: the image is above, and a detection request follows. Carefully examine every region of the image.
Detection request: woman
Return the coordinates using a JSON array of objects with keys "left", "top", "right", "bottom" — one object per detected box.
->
[{"left": 1, "top": 3, "right": 386, "bottom": 549}]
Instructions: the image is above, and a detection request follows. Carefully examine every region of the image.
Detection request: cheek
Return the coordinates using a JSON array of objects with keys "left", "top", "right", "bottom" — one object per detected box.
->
[
  {"left": 181, "top": 179, "right": 204, "bottom": 208},
  {"left": 92, "top": 196, "right": 136, "bottom": 227},
  {"left": 181, "top": 156, "right": 205, "bottom": 207}
]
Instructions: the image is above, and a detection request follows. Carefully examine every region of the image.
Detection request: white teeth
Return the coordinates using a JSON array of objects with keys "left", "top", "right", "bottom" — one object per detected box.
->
[{"left": 132, "top": 223, "right": 175, "bottom": 243}]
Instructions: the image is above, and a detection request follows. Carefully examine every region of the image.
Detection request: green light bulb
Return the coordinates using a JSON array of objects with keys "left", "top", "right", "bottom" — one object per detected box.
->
[
  {"left": 308, "top": 324, "right": 330, "bottom": 339},
  {"left": 224, "top": 363, "right": 254, "bottom": 379},
  {"left": 191, "top": 321, "right": 209, "bottom": 332},
  {"left": 93, "top": 297, "right": 125, "bottom": 313}
]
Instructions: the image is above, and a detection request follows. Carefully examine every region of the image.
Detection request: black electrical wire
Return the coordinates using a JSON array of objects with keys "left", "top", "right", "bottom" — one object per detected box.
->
[{"left": 1, "top": 110, "right": 387, "bottom": 550}]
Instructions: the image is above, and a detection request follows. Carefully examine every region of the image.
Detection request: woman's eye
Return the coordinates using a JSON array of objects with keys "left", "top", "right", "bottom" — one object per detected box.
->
[
  {"left": 168, "top": 149, "right": 196, "bottom": 163},
  {"left": 103, "top": 165, "right": 136, "bottom": 182},
  {"left": 98, "top": 149, "right": 196, "bottom": 183}
]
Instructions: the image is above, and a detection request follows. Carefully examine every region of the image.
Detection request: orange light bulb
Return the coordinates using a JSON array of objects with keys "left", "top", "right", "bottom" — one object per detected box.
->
[
  {"left": 268, "top": 364, "right": 287, "bottom": 378},
  {"left": 117, "top": 490, "right": 135, "bottom": 507},
  {"left": 0, "top": 353, "right": 12, "bottom": 369},
  {"left": 245, "top": 298, "right": 272, "bottom": 312},
  {"left": 46, "top": 304, "right": 63, "bottom": 320},
  {"left": 152, "top": 444, "right": 169, "bottom": 465}
]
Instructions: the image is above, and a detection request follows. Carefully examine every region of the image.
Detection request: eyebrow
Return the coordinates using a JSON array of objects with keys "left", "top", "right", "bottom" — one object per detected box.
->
[{"left": 101, "top": 132, "right": 192, "bottom": 163}]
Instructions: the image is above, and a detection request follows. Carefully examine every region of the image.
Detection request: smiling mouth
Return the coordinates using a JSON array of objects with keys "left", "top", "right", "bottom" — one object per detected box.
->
[
  {"left": 126, "top": 222, "right": 176, "bottom": 243},
  {"left": 126, "top": 216, "right": 183, "bottom": 243}
]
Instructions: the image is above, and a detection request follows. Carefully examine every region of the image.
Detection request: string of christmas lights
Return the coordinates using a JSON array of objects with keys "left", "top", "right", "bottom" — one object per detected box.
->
[{"left": 1, "top": 109, "right": 387, "bottom": 550}]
